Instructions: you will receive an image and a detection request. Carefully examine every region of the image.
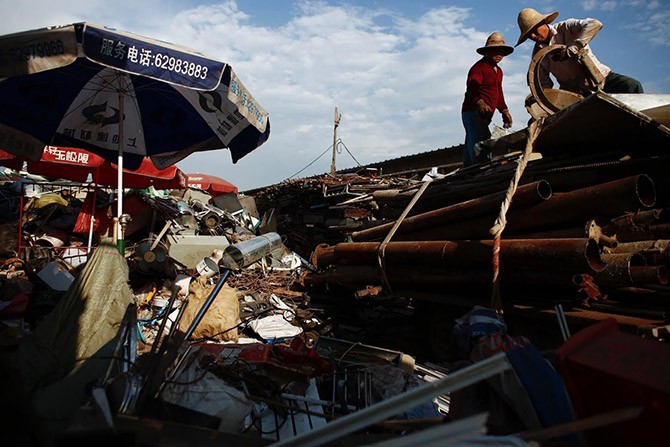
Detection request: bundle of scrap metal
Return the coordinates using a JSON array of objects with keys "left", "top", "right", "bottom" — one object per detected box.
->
[
  {"left": 251, "top": 174, "right": 420, "bottom": 259},
  {"left": 259, "top": 93, "right": 670, "bottom": 339}
]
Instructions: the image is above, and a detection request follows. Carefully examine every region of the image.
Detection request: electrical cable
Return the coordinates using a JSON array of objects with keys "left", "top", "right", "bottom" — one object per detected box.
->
[
  {"left": 338, "top": 140, "right": 362, "bottom": 167},
  {"left": 287, "top": 144, "right": 332, "bottom": 180},
  {"left": 286, "top": 137, "right": 362, "bottom": 180}
]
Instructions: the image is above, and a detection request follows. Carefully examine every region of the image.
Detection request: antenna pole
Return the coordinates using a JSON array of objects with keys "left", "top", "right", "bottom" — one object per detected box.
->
[{"left": 330, "top": 107, "right": 341, "bottom": 176}]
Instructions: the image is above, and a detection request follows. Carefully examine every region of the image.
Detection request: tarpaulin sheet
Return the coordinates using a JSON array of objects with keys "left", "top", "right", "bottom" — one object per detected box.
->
[{"left": 9, "top": 241, "right": 135, "bottom": 436}]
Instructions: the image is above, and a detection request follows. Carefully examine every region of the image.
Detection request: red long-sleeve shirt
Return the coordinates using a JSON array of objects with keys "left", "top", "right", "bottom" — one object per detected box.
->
[{"left": 461, "top": 58, "right": 508, "bottom": 115}]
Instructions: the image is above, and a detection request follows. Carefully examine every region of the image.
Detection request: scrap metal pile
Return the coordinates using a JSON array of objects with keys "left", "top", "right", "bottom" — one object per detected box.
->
[
  {"left": 252, "top": 173, "right": 418, "bottom": 259},
  {"left": 256, "top": 92, "right": 670, "bottom": 341},
  {"left": 0, "top": 191, "right": 466, "bottom": 446},
  {"left": 0, "top": 175, "right": 313, "bottom": 332},
  {"left": 2, "top": 92, "right": 670, "bottom": 447}
]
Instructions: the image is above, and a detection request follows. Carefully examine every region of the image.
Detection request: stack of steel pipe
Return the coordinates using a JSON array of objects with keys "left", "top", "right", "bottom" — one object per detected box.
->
[
  {"left": 303, "top": 238, "right": 605, "bottom": 295},
  {"left": 248, "top": 147, "right": 670, "bottom": 327},
  {"left": 599, "top": 238, "right": 670, "bottom": 295},
  {"left": 351, "top": 175, "right": 655, "bottom": 242},
  {"left": 301, "top": 169, "right": 670, "bottom": 322},
  {"left": 371, "top": 153, "right": 670, "bottom": 219}
]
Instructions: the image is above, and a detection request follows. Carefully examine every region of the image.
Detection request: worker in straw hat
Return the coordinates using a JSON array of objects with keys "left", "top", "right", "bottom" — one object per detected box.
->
[
  {"left": 461, "top": 32, "right": 514, "bottom": 167},
  {"left": 515, "top": 8, "right": 643, "bottom": 94}
]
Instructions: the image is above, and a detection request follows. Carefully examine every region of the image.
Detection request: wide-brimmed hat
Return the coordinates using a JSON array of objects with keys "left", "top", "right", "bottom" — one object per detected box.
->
[
  {"left": 515, "top": 8, "right": 559, "bottom": 47},
  {"left": 476, "top": 32, "right": 514, "bottom": 56}
]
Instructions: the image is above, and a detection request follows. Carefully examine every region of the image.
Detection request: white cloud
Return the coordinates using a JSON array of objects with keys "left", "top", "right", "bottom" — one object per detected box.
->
[
  {"left": 625, "top": 7, "right": 670, "bottom": 47},
  {"left": 582, "top": 0, "right": 618, "bottom": 11},
  {"left": 645, "top": 10, "right": 670, "bottom": 46},
  {"left": 582, "top": 0, "right": 599, "bottom": 10},
  {"left": 630, "top": 0, "right": 661, "bottom": 7},
  {"left": 601, "top": 1, "right": 618, "bottom": 11},
  {"left": 2, "top": 0, "right": 665, "bottom": 191},
  {"left": 162, "top": 2, "right": 495, "bottom": 188},
  {"left": 0, "top": 1, "right": 528, "bottom": 189}
]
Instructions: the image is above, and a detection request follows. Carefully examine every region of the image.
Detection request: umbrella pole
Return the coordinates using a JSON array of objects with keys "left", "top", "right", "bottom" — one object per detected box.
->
[{"left": 117, "top": 84, "right": 125, "bottom": 255}]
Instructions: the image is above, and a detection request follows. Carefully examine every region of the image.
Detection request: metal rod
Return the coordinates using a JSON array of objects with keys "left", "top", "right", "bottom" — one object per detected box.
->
[
  {"left": 269, "top": 352, "right": 510, "bottom": 447},
  {"left": 148, "top": 285, "right": 180, "bottom": 357},
  {"left": 117, "top": 80, "right": 125, "bottom": 253},
  {"left": 137, "top": 270, "right": 231, "bottom": 411},
  {"left": 149, "top": 221, "right": 172, "bottom": 252},
  {"left": 554, "top": 303, "right": 571, "bottom": 341},
  {"left": 182, "top": 268, "right": 230, "bottom": 341}
]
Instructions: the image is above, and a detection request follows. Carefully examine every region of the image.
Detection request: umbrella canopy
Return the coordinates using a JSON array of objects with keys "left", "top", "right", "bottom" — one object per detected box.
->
[
  {"left": 0, "top": 22, "right": 270, "bottom": 167},
  {"left": 98, "top": 156, "right": 186, "bottom": 190},
  {"left": 0, "top": 149, "right": 30, "bottom": 172},
  {"left": 0, "top": 22, "right": 269, "bottom": 248},
  {"left": 0, "top": 146, "right": 186, "bottom": 189},
  {"left": 186, "top": 173, "right": 238, "bottom": 196}
]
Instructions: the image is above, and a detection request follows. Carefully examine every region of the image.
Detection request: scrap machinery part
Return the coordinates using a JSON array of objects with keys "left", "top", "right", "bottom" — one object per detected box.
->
[
  {"left": 525, "top": 44, "right": 603, "bottom": 120},
  {"left": 133, "top": 238, "right": 170, "bottom": 275}
]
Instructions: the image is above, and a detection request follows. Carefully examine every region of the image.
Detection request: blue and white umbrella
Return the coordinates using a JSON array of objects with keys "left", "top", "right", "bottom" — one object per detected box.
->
[{"left": 0, "top": 22, "right": 270, "bottom": 247}]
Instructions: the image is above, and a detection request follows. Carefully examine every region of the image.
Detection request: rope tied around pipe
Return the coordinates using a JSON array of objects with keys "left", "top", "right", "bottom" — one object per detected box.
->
[{"left": 490, "top": 119, "right": 544, "bottom": 312}]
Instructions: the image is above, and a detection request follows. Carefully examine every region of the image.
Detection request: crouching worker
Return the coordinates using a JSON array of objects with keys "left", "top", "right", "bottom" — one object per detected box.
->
[{"left": 515, "top": 7, "right": 643, "bottom": 95}]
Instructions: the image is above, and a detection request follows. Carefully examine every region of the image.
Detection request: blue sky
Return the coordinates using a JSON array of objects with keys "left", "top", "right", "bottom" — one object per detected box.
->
[{"left": 2, "top": 0, "right": 668, "bottom": 190}]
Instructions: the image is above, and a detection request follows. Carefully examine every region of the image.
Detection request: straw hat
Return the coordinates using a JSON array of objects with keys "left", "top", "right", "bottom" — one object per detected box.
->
[
  {"left": 515, "top": 8, "right": 559, "bottom": 47},
  {"left": 476, "top": 32, "right": 514, "bottom": 56}
]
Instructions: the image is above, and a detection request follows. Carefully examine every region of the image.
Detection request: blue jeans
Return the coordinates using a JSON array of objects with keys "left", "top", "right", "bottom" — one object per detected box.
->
[{"left": 462, "top": 110, "right": 491, "bottom": 167}]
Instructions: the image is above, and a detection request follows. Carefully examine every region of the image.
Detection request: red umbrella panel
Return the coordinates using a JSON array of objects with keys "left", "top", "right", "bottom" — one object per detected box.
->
[
  {"left": 1, "top": 146, "right": 105, "bottom": 181},
  {"left": 2, "top": 146, "right": 186, "bottom": 189},
  {"left": 97, "top": 157, "right": 187, "bottom": 190},
  {"left": 186, "top": 173, "right": 238, "bottom": 196},
  {"left": 0, "top": 149, "right": 27, "bottom": 171}
]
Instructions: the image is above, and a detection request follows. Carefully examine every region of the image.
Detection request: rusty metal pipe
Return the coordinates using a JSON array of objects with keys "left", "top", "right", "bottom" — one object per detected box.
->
[
  {"left": 649, "top": 224, "right": 670, "bottom": 239},
  {"left": 608, "top": 285, "right": 670, "bottom": 304},
  {"left": 395, "top": 175, "right": 656, "bottom": 241},
  {"left": 603, "top": 209, "right": 663, "bottom": 241},
  {"left": 301, "top": 265, "right": 583, "bottom": 289},
  {"left": 492, "top": 174, "right": 655, "bottom": 233},
  {"left": 374, "top": 178, "right": 535, "bottom": 216},
  {"left": 594, "top": 253, "right": 646, "bottom": 286},
  {"left": 587, "top": 302, "right": 668, "bottom": 320},
  {"left": 301, "top": 265, "right": 489, "bottom": 287},
  {"left": 509, "top": 226, "right": 588, "bottom": 240},
  {"left": 629, "top": 265, "right": 669, "bottom": 286},
  {"left": 312, "top": 238, "right": 605, "bottom": 273},
  {"left": 609, "top": 208, "right": 663, "bottom": 227},
  {"left": 610, "top": 240, "right": 670, "bottom": 265},
  {"left": 351, "top": 180, "right": 552, "bottom": 242}
]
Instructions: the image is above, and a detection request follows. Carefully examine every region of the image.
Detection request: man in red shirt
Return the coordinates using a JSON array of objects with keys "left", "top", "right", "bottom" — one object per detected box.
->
[{"left": 461, "top": 32, "right": 514, "bottom": 167}]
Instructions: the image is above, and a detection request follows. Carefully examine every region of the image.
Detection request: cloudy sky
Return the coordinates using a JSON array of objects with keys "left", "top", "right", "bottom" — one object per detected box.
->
[{"left": 2, "top": 0, "right": 668, "bottom": 190}]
